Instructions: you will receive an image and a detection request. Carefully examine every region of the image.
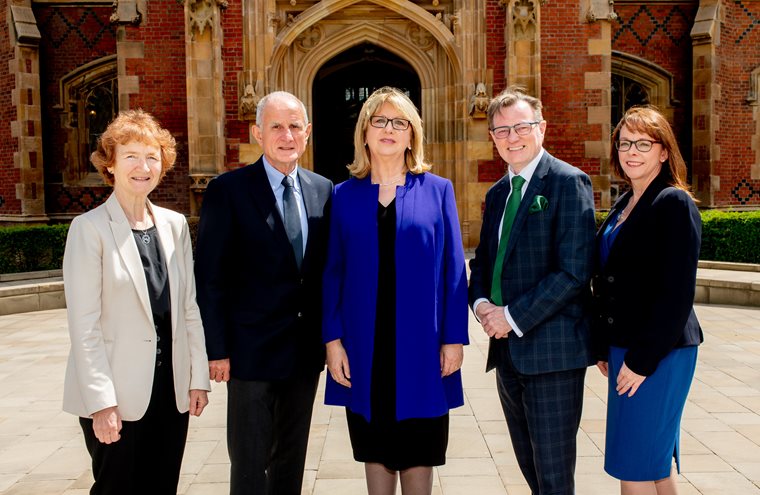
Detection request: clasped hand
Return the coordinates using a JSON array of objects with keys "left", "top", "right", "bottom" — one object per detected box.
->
[{"left": 476, "top": 302, "right": 512, "bottom": 339}]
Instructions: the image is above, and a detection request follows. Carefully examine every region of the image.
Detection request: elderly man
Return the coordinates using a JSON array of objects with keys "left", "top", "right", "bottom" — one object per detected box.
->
[
  {"left": 468, "top": 87, "right": 596, "bottom": 494},
  {"left": 195, "top": 91, "right": 332, "bottom": 495}
]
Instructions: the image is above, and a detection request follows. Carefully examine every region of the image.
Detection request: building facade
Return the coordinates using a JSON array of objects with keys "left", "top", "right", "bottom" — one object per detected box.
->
[{"left": 1, "top": 0, "right": 758, "bottom": 247}]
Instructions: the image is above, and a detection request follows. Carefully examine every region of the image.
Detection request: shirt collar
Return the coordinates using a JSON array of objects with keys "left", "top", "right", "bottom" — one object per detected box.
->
[
  {"left": 262, "top": 156, "right": 300, "bottom": 191},
  {"left": 508, "top": 148, "right": 544, "bottom": 186}
]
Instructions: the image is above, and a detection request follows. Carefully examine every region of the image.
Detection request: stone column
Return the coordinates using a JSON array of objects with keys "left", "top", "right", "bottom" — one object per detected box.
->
[
  {"left": 690, "top": 0, "right": 721, "bottom": 206},
  {"left": 7, "top": 0, "right": 46, "bottom": 222},
  {"left": 503, "top": 0, "right": 540, "bottom": 95},
  {"left": 185, "top": 0, "right": 227, "bottom": 216}
]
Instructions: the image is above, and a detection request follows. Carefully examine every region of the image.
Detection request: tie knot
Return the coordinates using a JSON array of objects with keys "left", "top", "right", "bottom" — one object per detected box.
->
[
  {"left": 511, "top": 175, "right": 526, "bottom": 190},
  {"left": 282, "top": 175, "right": 295, "bottom": 188}
]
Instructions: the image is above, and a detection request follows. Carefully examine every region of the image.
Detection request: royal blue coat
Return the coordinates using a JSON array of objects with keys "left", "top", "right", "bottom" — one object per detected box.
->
[{"left": 322, "top": 172, "right": 469, "bottom": 421}]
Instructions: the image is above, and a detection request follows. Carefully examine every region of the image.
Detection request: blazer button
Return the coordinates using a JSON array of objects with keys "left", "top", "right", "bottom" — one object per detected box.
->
[
  {"left": 607, "top": 276, "right": 615, "bottom": 283},
  {"left": 607, "top": 317, "right": 614, "bottom": 324},
  {"left": 297, "top": 312, "right": 303, "bottom": 318},
  {"left": 156, "top": 348, "right": 162, "bottom": 355},
  {"left": 156, "top": 335, "right": 161, "bottom": 342},
  {"left": 157, "top": 360, "right": 162, "bottom": 367}
]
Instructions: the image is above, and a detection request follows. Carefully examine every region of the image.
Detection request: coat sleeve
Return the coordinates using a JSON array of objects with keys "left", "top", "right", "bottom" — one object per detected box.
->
[
  {"left": 624, "top": 190, "right": 701, "bottom": 376},
  {"left": 194, "top": 177, "right": 233, "bottom": 361},
  {"left": 322, "top": 189, "right": 346, "bottom": 343},
  {"left": 509, "top": 172, "right": 596, "bottom": 333},
  {"left": 63, "top": 215, "right": 118, "bottom": 416},
  {"left": 179, "top": 216, "right": 211, "bottom": 391},
  {"left": 468, "top": 186, "right": 498, "bottom": 307},
  {"left": 441, "top": 180, "right": 469, "bottom": 345}
]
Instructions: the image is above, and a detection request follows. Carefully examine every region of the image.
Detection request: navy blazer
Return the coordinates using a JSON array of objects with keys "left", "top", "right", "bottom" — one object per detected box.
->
[
  {"left": 195, "top": 159, "right": 332, "bottom": 380},
  {"left": 590, "top": 178, "right": 703, "bottom": 376},
  {"left": 469, "top": 150, "right": 596, "bottom": 374}
]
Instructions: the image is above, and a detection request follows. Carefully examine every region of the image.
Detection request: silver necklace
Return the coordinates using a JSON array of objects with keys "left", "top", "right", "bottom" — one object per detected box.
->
[{"left": 136, "top": 228, "right": 151, "bottom": 245}]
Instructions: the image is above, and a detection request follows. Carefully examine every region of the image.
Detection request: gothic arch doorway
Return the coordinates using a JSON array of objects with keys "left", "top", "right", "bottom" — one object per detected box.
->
[{"left": 312, "top": 43, "right": 421, "bottom": 185}]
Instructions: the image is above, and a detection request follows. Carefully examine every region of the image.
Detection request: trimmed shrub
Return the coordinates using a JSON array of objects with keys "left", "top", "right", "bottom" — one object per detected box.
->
[
  {"left": 0, "top": 224, "right": 69, "bottom": 273},
  {"left": 700, "top": 210, "right": 760, "bottom": 264}
]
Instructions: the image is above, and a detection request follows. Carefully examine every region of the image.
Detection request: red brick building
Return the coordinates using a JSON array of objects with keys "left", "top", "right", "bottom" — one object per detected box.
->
[{"left": 1, "top": 0, "right": 758, "bottom": 247}]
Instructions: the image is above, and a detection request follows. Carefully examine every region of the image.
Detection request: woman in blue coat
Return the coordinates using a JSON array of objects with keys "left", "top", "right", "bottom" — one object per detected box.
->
[{"left": 323, "top": 87, "right": 469, "bottom": 494}]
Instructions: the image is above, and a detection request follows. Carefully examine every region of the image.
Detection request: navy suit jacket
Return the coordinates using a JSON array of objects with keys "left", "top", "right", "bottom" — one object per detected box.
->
[
  {"left": 469, "top": 150, "right": 596, "bottom": 374},
  {"left": 590, "top": 178, "right": 703, "bottom": 376},
  {"left": 195, "top": 159, "right": 332, "bottom": 380}
]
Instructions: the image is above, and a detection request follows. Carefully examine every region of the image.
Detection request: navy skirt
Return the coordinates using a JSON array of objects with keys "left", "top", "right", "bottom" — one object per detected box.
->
[{"left": 604, "top": 345, "right": 698, "bottom": 481}]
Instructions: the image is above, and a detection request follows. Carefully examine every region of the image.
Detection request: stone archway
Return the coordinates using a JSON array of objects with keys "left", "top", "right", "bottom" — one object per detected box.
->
[{"left": 311, "top": 43, "right": 422, "bottom": 185}]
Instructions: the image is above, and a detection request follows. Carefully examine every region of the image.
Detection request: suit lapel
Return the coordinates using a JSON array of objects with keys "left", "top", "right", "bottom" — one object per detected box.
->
[
  {"left": 488, "top": 178, "right": 511, "bottom": 261},
  {"left": 151, "top": 203, "right": 179, "bottom": 337},
  {"left": 105, "top": 194, "right": 153, "bottom": 322},
  {"left": 249, "top": 161, "right": 291, "bottom": 248}
]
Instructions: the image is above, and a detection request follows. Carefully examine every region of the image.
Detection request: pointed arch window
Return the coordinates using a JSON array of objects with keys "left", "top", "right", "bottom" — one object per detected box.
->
[
  {"left": 611, "top": 51, "right": 677, "bottom": 126},
  {"left": 58, "top": 56, "right": 118, "bottom": 185}
]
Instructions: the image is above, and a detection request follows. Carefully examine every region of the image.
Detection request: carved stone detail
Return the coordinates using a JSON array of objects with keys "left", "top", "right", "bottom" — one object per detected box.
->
[
  {"left": 187, "top": 0, "right": 227, "bottom": 35},
  {"left": 469, "top": 82, "right": 489, "bottom": 118},
  {"left": 407, "top": 24, "right": 435, "bottom": 51},
  {"left": 296, "top": 25, "right": 323, "bottom": 51},
  {"left": 239, "top": 79, "right": 263, "bottom": 121},
  {"left": 512, "top": 0, "right": 536, "bottom": 39}
]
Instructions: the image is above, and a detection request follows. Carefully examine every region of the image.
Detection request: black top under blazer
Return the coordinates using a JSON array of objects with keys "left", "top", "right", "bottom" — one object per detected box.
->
[
  {"left": 195, "top": 159, "right": 332, "bottom": 380},
  {"left": 591, "top": 177, "right": 703, "bottom": 376}
]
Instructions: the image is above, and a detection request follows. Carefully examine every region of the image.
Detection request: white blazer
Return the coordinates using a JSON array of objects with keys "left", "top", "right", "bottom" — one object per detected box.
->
[{"left": 62, "top": 194, "right": 210, "bottom": 421}]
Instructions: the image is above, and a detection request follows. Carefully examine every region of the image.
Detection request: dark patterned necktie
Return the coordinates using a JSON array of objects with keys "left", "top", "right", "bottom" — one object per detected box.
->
[{"left": 281, "top": 175, "right": 303, "bottom": 269}]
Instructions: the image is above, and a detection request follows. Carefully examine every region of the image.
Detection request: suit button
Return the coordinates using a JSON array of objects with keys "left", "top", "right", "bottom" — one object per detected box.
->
[
  {"left": 607, "top": 317, "right": 614, "bottom": 324},
  {"left": 157, "top": 348, "right": 162, "bottom": 355},
  {"left": 297, "top": 312, "right": 303, "bottom": 318},
  {"left": 157, "top": 360, "right": 162, "bottom": 367},
  {"left": 607, "top": 276, "right": 615, "bottom": 283},
  {"left": 156, "top": 335, "right": 161, "bottom": 342}
]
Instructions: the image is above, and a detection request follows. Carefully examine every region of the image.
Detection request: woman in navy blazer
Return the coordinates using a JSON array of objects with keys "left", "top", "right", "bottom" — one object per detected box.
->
[
  {"left": 323, "top": 87, "right": 469, "bottom": 494},
  {"left": 591, "top": 106, "right": 702, "bottom": 494}
]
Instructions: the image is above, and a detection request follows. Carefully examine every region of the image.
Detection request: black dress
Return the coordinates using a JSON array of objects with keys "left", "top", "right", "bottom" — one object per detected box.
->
[{"left": 346, "top": 199, "right": 449, "bottom": 471}]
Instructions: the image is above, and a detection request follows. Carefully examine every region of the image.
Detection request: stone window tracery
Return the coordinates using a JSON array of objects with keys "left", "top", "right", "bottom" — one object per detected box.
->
[{"left": 59, "top": 56, "right": 118, "bottom": 185}]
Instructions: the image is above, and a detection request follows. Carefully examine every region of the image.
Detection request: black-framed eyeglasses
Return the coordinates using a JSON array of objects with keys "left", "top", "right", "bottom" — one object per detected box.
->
[
  {"left": 369, "top": 115, "right": 411, "bottom": 131},
  {"left": 490, "top": 121, "right": 540, "bottom": 139},
  {"left": 615, "top": 139, "right": 661, "bottom": 152}
]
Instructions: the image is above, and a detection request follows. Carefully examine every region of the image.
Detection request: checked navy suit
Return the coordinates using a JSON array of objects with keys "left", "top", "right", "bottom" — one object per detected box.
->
[{"left": 469, "top": 149, "right": 596, "bottom": 494}]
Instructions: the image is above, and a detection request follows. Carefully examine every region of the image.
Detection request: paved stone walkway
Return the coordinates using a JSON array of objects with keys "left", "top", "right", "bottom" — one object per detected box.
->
[{"left": 0, "top": 305, "right": 759, "bottom": 494}]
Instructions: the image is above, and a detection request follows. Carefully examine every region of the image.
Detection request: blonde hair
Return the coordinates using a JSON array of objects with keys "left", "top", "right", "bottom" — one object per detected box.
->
[
  {"left": 347, "top": 86, "right": 431, "bottom": 179},
  {"left": 611, "top": 105, "right": 693, "bottom": 198},
  {"left": 90, "top": 109, "right": 177, "bottom": 186}
]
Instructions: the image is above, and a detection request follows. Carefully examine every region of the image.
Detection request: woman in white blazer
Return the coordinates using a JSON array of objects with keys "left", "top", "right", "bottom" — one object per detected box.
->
[{"left": 62, "top": 110, "right": 211, "bottom": 494}]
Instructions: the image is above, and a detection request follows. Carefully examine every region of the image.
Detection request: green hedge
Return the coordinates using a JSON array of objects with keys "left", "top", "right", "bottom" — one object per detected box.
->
[
  {"left": 596, "top": 209, "right": 760, "bottom": 264},
  {"left": 0, "top": 224, "right": 69, "bottom": 274},
  {"left": 700, "top": 210, "right": 760, "bottom": 264},
  {"left": 1, "top": 210, "right": 759, "bottom": 274}
]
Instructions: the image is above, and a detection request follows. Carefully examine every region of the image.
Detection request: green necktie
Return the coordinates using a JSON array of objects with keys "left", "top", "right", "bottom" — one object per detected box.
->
[{"left": 490, "top": 175, "right": 526, "bottom": 306}]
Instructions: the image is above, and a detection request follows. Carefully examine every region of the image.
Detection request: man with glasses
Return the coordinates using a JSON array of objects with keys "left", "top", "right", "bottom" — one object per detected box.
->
[
  {"left": 195, "top": 91, "right": 332, "bottom": 495},
  {"left": 468, "top": 87, "right": 596, "bottom": 494}
]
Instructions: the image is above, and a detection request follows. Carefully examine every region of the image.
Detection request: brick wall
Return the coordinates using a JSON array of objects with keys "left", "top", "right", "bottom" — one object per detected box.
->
[
  {"left": 0, "top": 0, "right": 19, "bottom": 215},
  {"left": 541, "top": 0, "right": 603, "bottom": 176},
  {"left": 220, "top": 2, "right": 246, "bottom": 169},
  {"left": 612, "top": 2, "right": 697, "bottom": 178},
  {"left": 714, "top": 0, "right": 760, "bottom": 206},
  {"left": 34, "top": 5, "right": 116, "bottom": 215},
  {"left": 120, "top": 0, "right": 190, "bottom": 213},
  {"left": 477, "top": 0, "right": 507, "bottom": 183}
]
